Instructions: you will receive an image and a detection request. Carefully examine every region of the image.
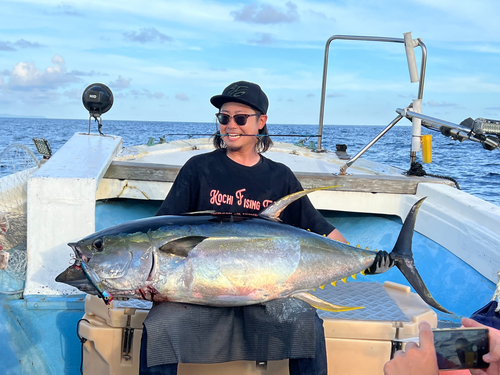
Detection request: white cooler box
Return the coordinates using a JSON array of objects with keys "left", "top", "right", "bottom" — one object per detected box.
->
[{"left": 79, "top": 281, "right": 437, "bottom": 375}]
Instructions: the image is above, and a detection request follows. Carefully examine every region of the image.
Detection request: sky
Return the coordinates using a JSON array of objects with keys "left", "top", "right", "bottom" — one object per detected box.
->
[{"left": 1, "top": 0, "right": 499, "bottom": 126}]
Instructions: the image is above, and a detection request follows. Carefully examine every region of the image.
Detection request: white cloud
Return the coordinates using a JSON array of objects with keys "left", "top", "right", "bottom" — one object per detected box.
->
[
  {"left": 426, "top": 100, "right": 458, "bottom": 107},
  {"left": 43, "top": 3, "right": 84, "bottom": 16},
  {"left": 123, "top": 28, "right": 173, "bottom": 44},
  {"left": 0, "top": 39, "right": 43, "bottom": 51},
  {"left": 63, "top": 88, "right": 81, "bottom": 100},
  {"left": 130, "top": 89, "right": 164, "bottom": 99},
  {"left": 175, "top": 93, "right": 189, "bottom": 101},
  {"left": 231, "top": 1, "right": 299, "bottom": 24},
  {"left": 248, "top": 33, "right": 276, "bottom": 45},
  {"left": 6, "top": 55, "right": 79, "bottom": 89},
  {"left": 109, "top": 76, "right": 132, "bottom": 90}
]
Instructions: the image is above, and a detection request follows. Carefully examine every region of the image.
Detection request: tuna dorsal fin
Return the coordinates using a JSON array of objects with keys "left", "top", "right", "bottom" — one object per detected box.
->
[
  {"left": 259, "top": 185, "right": 341, "bottom": 222},
  {"left": 159, "top": 236, "right": 208, "bottom": 257},
  {"left": 291, "top": 291, "right": 364, "bottom": 312}
]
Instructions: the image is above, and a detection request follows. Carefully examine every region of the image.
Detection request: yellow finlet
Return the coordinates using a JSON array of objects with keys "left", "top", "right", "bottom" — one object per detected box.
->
[
  {"left": 341, "top": 277, "right": 347, "bottom": 283},
  {"left": 365, "top": 246, "right": 369, "bottom": 250},
  {"left": 356, "top": 244, "right": 360, "bottom": 248},
  {"left": 347, "top": 242, "right": 350, "bottom": 245},
  {"left": 351, "top": 274, "right": 357, "bottom": 280},
  {"left": 331, "top": 281, "right": 337, "bottom": 287},
  {"left": 360, "top": 270, "right": 366, "bottom": 276},
  {"left": 320, "top": 285, "right": 325, "bottom": 290}
]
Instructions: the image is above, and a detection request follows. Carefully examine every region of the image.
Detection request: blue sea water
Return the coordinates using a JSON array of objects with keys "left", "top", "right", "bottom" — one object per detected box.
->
[{"left": 1, "top": 117, "right": 499, "bottom": 207}]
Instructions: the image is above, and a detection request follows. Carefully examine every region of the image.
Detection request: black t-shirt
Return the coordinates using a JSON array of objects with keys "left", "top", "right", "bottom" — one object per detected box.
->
[{"left": 156, "top": 148, "right": 335, "bottom": 235}]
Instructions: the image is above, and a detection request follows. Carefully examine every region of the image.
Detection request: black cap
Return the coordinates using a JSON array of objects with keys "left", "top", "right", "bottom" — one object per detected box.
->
[{"left": 210, "top": 81, "right": 269, "bottom": 114}]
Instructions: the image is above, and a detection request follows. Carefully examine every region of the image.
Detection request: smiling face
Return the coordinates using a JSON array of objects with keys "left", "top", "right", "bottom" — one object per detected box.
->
[{"left": 218, "top": 102, "right": 267, "bottom": 155}]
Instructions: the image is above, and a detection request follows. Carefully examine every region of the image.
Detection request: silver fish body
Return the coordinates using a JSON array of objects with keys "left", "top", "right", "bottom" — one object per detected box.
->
[{"left": 66, "top": 216, "right": 374, "bottom": 306}]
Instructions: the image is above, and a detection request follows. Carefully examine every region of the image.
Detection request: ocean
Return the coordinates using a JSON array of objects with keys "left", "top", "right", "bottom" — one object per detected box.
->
[{"left": 1, "top": 117, "right": 499, "bottom": 207}]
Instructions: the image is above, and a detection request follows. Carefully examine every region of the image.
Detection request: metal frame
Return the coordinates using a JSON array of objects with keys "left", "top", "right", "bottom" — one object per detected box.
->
[
  {"left": 315, "top": 34, "right": 428, "bottom": 174},
  {"left": 397, "top": 109, "right": 500, "bottom": 151}
]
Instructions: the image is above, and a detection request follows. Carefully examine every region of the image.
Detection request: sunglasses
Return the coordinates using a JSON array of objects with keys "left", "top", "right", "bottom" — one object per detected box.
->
[{"left": 216, "top": 113, "right": 260, "bottom": 126}]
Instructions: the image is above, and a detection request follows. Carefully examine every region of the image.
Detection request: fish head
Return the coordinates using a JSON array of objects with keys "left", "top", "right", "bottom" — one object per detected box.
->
[{"left": 57, "top": 231, "right": 154, "bottom": 296}]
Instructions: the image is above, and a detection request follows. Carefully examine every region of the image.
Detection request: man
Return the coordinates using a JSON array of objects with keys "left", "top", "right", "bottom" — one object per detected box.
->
[
  {"left": 157, "top": 81, "right": 346, "bottom": 242},
  {"left": 140, "top": 81, "right": 390, "bottom": 375}
]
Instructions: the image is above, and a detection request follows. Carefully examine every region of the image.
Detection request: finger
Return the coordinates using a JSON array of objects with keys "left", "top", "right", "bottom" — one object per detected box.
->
[
  {"left": 405, "top": 342, "right": 418, "bottom": 351},
  {"left": 485, "top": 345, "right": 500, "bottom": 363},
  {"left": 462, "top": 317, "right": 486, "bottom": 328},
  {"left": 418, "top": 321, "right": 434, "bottom": 349},
  {"left": 378, "top": 254, "right": 384, "bottom": 267},
  {"left": 392, "top": 350, "right": 405, "bottom": 358}
]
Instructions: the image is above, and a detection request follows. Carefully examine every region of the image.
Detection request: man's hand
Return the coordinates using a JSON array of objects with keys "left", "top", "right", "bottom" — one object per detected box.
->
[
  {"left": 465, "top": 317, "right": 500, "bottom": 375},
  {"left": 365, "top": 250, "right": 394, "bottom": 274},
  {"left": 384, "top": 321, "right": 439, "bottom": 375}
]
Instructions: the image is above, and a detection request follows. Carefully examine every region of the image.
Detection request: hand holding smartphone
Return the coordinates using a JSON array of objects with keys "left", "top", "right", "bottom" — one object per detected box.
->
[
  {"left": 433, "top": 328, "right": 490, "bottom": 370},
  {"left": 385, "top": 320, "right": 500, "bottom": 375}
]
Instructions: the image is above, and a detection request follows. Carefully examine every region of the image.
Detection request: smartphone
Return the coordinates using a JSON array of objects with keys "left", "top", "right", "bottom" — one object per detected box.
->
[{"left": 433, "top": 328, "right": 489, "bottom": 370}]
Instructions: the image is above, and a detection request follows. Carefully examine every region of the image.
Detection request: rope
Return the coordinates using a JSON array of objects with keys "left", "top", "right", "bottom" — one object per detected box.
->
[
  {"left": 77, "top": 318, "right": 90, "bottom": 374},
  {"left": 405, "top": 162, "right": 461, "bottom": 190}
]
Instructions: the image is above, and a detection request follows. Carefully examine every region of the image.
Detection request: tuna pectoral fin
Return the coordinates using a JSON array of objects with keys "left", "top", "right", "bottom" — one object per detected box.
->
[
  {"left": 291, "top": 292, "right": 364, "bottom": 312},
  {"left": 159, "top": 236, "right": 208, "bottom": 257}
]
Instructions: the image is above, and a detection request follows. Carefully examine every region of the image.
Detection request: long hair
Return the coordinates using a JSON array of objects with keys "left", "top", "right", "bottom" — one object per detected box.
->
[{"left": 212, "top": 115, "right": 274, "bottom": 153}]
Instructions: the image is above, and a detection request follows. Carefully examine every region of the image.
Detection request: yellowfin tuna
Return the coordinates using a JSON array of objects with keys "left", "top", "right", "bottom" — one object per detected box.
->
[{"left": 56, "top": 188, "right": 450, "bottom": 314}]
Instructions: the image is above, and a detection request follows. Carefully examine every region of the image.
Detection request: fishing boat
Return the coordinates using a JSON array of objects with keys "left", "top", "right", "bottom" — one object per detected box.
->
[{"left": 1, "top": 32, "right": 499, "bottom": 375}]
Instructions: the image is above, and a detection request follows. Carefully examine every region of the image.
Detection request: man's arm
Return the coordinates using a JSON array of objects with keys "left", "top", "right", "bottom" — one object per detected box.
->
[
  {"left": 327, "top": 226, "right": 394, "bottom": 275},
  {"left": 327, "top": 229, "right": 347, "bottom": 243}
]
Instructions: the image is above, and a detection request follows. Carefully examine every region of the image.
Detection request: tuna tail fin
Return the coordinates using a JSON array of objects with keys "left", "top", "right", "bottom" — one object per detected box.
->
[
  {"left": 391, "top": 197, "right": 452, "bottom": 314},
  {"left": 259, "top": 185, "right": 341, "bottom": 222},
  {"left": 291, "top": 291, "right": 364, "bottom": 312}
]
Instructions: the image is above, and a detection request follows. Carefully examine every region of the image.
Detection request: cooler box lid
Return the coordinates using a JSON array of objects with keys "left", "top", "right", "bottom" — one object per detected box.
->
[{"left": 315, "top": 281, "right": 437, "bottom": 340}]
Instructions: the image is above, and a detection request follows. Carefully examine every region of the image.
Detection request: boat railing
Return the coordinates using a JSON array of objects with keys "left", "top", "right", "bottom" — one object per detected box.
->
[{"left": 317, "top": 33, "right": 429, "bottom": 175}]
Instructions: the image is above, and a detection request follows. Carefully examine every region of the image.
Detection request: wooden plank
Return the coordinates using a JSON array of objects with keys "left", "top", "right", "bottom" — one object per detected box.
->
[
  {"left": 295, "top": 172, "right": 454, "bottom": 194},
  {"left": 103, "top": 161, "right": 455, "bottom": 194},
  {"left": 104, "top": 161, "right": 181, "bottom": 182}
]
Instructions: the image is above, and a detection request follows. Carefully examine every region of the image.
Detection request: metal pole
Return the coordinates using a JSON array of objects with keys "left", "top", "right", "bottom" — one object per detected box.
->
[
  {"left": 317, "top": 35, "right": 406, "bottom": 151},
  {"left": 339, "top": 114, "right": 404, "bottom": 175}
]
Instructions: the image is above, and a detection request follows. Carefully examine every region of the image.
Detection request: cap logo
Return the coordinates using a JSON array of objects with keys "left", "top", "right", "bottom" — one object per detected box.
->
[{"left": 227, "top": 84, "right": 248, "bottom": 98}]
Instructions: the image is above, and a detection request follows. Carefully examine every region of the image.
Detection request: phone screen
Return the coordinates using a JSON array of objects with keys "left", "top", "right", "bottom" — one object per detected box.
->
[{"left": 433, "top": 328, "right": 489, "bottom": 370}]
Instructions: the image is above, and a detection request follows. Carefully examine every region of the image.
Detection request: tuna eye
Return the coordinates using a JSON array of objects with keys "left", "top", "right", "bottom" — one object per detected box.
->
[{"left": 92, "top": 239, "right": 104, "bottom": 252}]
